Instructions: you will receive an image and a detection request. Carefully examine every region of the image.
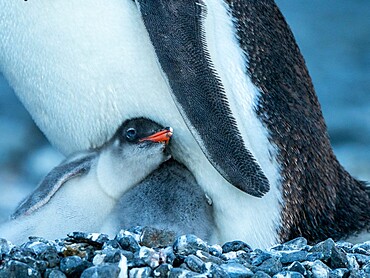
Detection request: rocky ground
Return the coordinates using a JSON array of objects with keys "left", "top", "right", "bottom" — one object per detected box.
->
[{"left": 0, "top": 227, "right": 369, "bottom": 278}]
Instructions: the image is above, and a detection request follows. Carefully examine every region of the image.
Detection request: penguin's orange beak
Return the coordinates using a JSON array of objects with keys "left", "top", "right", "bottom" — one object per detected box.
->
[{"left": 139, "top": 127, "right": 173, "bottom": 144}]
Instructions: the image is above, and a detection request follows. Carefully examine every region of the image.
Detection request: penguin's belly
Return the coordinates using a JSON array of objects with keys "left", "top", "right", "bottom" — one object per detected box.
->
[
  {"left": 0, "top": 169, "right": 115, "bottom": 244},
  {"left": 0, "top": 0, "right": 186, "bottom": 155}
]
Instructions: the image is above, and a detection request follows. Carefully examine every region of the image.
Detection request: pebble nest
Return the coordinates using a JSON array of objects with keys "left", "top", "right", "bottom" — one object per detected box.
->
[{"left": 0, "top": 227, "right": 369, "bottom": 278}]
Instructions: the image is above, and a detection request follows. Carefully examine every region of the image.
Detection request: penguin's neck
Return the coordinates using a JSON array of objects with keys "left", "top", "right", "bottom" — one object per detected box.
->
[{"left": 95, "top": 149, "right": 161, "bottom": 200}]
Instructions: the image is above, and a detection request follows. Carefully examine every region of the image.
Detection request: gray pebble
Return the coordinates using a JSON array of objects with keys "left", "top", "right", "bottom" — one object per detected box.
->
[
  {"left": 347, "top": 254, "right": 360, "bottom": 270},
  {"left": 203, "top": 262, "right": 230, "bottom": 278},
  {"left": 253, "top": 270, "right": 271, "bottom": 278},
  {"left": 80, "top": 264, "right": 121, "bottom": 278},
  {"left": 328, "top": 268, "right": 349, "bottom": 278},
  {"left": 222, "top": 241, "right": 252, "bottom": 253},
  {"left": 0, "top": 260, "right": 41, "bottom": 278},
  {"left": 311, "top": 260, "right": 331, "bottom": 278},
  {"left": 363, "top": 263, "right": 370, "bottom": 274},
  {"left": 154, "top": 264, "right": 173, "bottom": 277},
  {"left": 137, "top": 246, "right": 162, "bottom": 268},
  {"left": 0, "top": 238, "right": 11, "bottom": 257},
  {"left": 115, "top": 230, "right": 140, "bottom": 253},
  {"left": 130, "top": 266, "right": 153, "bottom": 278},
  {"left": 140, "top": 226, "right": 177, "bottom": 248},
  {"left": 59, "top": 255, "right": 90, "bottom": 276},
  {"left": 271, "top": 238, "right": 308, "bottom": 252},
  {"left": 272, "top": 271, "right": 304, "bottom": 278},
  {"left": 353, "top": 253, "right": 370, "bottom": 265},
  {"left": 287, "top": 261, "right": 307, "bottom": 276},
  {"left": 251, "top": 249, "right": 273, "bottom": 266},
  {"left": 67, "top": 232, "right": 109, "bottom": 246},
  {"left": 45, "top": 269, "right": 67, "bottom": 278},
  {"left": 280, "top": 251, "right": 308, "bottom": 264},
  {"left": 255, "top": 257, "right": 282, "bottom": 276},
  {"left": 306, "top": 252, "right": 325, "bottom": 262},
  {"left": 169, "top": 267, "right": 206, "bottom": 277},
  {"left": 220, "top": 262, "right": 254, "bottom": 278},
  {"left": 185, "top": 254, "right": 205, "bottom": 273},
  {"left": 173, "top": 235, "right": 208, "bottom": 256},
  {"left": 195, "top": 250, "right": 224, "bottom": 264}
]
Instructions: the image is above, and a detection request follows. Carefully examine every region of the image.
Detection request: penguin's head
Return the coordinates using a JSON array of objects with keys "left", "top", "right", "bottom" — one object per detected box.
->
[{"left": 96, "top": 118, "right": 173, "bottom": 199}]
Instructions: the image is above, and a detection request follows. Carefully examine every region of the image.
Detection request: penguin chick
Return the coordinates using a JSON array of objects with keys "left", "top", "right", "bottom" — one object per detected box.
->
[
  {"left": 0, "top": 118, "right": 172, "bottom": 244},
  {"left": 101, "top": 158, "right": 215, "bottom": 242}
]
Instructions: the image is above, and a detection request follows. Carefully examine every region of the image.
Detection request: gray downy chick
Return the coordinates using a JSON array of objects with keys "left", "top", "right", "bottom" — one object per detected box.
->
[
  {"left": 0, "top": 118, "right": 172, "bottom": 244},
  {"left": 102, "top": 158, "right": 215, "bottom": 242}
]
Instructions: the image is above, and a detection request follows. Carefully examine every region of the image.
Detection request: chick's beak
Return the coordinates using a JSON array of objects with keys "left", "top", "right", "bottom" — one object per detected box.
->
[{"left": 139, "top": 127, "right": 173, "bottom": 144}]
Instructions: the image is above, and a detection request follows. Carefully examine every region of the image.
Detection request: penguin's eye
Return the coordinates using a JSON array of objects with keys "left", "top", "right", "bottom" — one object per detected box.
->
[{"left": 126, "top": 128, "right": 137, "bottom": 141}]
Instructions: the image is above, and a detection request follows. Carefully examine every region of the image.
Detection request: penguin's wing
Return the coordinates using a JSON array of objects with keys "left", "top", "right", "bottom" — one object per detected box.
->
[
  {"left": 135, "top": 0, "right": 269, "bottom": 197},
  {"left": 11, "top": 153, "right": 97, "bottom": 219}
]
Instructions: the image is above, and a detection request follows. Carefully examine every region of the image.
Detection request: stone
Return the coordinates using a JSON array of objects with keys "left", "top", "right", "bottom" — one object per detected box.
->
[
  {"left": 67, "top": 232, "right": 109, "bottom": 247},
  {"left": 153, "top": 264, "right": 173, "bottom": 277},
  {"left": 80, "top": 264, "right": 121, "bottom": 278},
  {"left": 173, "top": 235, "right": 209, "bottom": 257},
  {"left": 352, "top": 242, "right": 370, "bottom": 252},
  {"left": 160, "top": 246, "right": 177, "bottom": 265},
  {"left": 280, "top": 251, "right": 308, "bottom": 264},
  {"left": 272, "top": 271, "right": 304, "bottom": 278},
  {"left": 220, "top": 262, "right": 254, "bottom": 278},
  {"left": 169, "top": 268, "right": 206, "bottom": 277},
  {"left": 310, "top": 238, "right": 336, "bottom": 261},
  {"left": 255, "top": 257, "right": 282, "bottom": 276},
  {"left": 59, "top": 255, "right": 90, "bottom": 276},
  {"left": 101, "top": 246, "right": 134, "bottom": 263},
  {"left": 306, "top": 252, "right": 325, "bottom": 262},
  {"left": 115, "top": 231, "right": 140, "bottom": 253},
  {"left": 352, "top": 254, "right": 370, "bottom": 265},
  {"left": 45, "top": 269, "right": 67, "bottom": 278},
  {"left": 185, "top": 254, "right": 205, "bottom": 273},
  {"left": 195, "top": 250, "right": 224, "bottom": 265},
  {"left": 139, "top": 226, "right": 177, "bottom": 248},
  {"left": 347, "top": 254, "right": 360, "bottom": 270},
  {"left": 252, "top": 270, "right": 271, "bottom": 278},
  {"left": 250, "top": 249, "right": 273, "bottom": 266},
  {"left": 0, "top": 260, "right": 41, "bottom": 278},
  {"left": 129, "top": 267, "right": 153, "bottom": 278},
  {"left": 137, "top": 246, "right": 162, "bottom": 268},
  {"left": 209, "top": 244, "right": 223, "bottom": 258},
  {"left": 330, "top": 246, "right": 349, "bottom": 269},
  {"left": 311, "top": 260, "right": 331, "bottom": 278},
  {"left": 23, "top": 242, "right": 59, "bottom": 268},
  {"left": 336, "top": 241, "right": 353, "bottom": 253},
  {"left": 202, "top": 262, "right": 230, "bottom": 278},
  {"left": 287, "top": 261, "right": 307, "bottom": 276},
  {"left": 222, "top": 241, "right": 253, "bottom": 253},
  {"left": 271, "top": 238, "right": 308, "bottom": 251},
  {"left": 363, "top": 263, "right": 370, "bottom": 274},
  {"left": 0, "top": 238, "right": 11, "bottom": 258},
  {"left": 328, "top": 268, "right": 350, "bottom": 278}
]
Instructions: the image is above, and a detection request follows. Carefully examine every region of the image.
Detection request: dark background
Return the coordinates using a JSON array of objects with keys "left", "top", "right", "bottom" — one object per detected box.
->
[{"left": 0, "top": 1, "right": 369, "bottom": 222}]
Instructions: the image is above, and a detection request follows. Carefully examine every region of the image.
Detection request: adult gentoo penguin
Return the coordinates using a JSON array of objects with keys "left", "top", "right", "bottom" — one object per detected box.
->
[
  {"left": 135, "top": 0, "right": 370, "bottom": 244},
  {"left": 0, "top": 118, "right": 173, "bottom": 244},
  {"left": 1, "top": 1, "right": 369, "bottom": 247},
  {"left": 0, "top": 0, "right": 276, "bottom": 247}
]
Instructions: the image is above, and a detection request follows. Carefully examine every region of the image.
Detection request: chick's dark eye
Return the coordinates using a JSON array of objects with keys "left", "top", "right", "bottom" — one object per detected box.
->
[{"left": 126, "top": 128, "right": 137, "bottom": 140}]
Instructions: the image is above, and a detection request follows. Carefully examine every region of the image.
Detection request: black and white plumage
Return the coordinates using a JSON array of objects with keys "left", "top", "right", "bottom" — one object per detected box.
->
[
  {"left": 135, "top": 0, "right": 370, "bottom": 244},
  {"left": 0, "top": 118, "right": 172, "bottom": 244},
  {"left": 102, "top": 159, "right": 214, "bottom": 242}
]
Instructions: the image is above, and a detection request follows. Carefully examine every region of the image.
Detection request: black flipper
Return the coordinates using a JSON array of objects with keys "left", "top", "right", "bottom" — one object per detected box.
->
[
  {"left": 136, "top": 0, "right": 269, "bottom": 197},
  {"left": 11, "top": 153, "right": 97, "bottom": 219}
]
